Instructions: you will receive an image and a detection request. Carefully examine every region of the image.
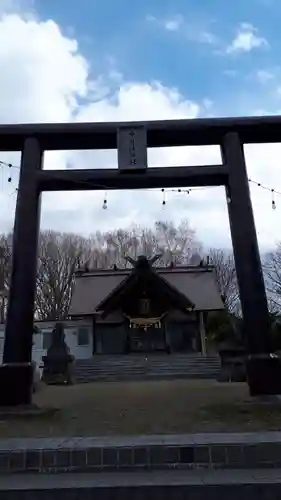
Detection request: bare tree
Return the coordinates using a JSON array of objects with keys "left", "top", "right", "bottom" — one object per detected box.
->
[
  {"left": 36, "top": 230, "right": 90, "bottom": 320},
  {"left": 0, "top": 234, "right": 12, "bottom": 323},
  {"left": 103, "top": 228, "right": 141, "bottom": 268},
  {"left": 209, "top": 248, "right": 240, "bottom": 313},
  {"left": 154, "top": 220, "right": 201, "bottom": 266},
  {"left": 0, "top": 220, "right": 201, "bottom": 321},
  {"left": 84, "top": 229, "right": 138, "bottom": 269},
  {"left": 90, "top": 220, "right": 201, "bottom": 269},
  {"left": 263, "top": 243, "right": 281, "bottom": 313}
]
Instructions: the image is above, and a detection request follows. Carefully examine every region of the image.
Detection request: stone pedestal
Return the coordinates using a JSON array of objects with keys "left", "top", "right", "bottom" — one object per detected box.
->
[
  {"left": 31, "top": 361, "right": 41, "bottom": 393},
  {"left": 217, "top": 342, "right": 246, "bottom": 383},
  {"left": 42, "top": 323, "right": 74, "bottom": 385},
  {"left": 42, "top": 356, "right": 74, "bottom": 385},
  {"left": 0, "top": 363, "right": 33, "bottom": 406},
  {"left": 246, "top": 354, "right": 281, "bottom": 396}
]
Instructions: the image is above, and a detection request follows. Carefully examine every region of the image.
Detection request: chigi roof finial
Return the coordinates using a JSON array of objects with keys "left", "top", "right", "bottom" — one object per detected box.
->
[{"left": 124, "top": 254, "right": 162, "bottom": 269}]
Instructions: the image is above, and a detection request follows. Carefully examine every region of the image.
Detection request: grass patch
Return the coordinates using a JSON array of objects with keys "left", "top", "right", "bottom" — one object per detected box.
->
[
  {"left": 0, "top": 380, "right": 280, "bottom": 438},
  {"left": 199, "top": 401, "right": 281, "bottom": 429}
]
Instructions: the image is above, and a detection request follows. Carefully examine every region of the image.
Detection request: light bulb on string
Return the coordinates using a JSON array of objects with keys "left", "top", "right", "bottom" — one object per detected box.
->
[
  {"left": 102, "top": 191, "right": 108, "bottom": 210},
  {"left": 8, "top": 163, "right": 12, "bottom": 183},
  {"left": 1, "top": 156, "right": 281, "bottom": 213},
  {"left": 161, "top": 188, "right": 166, "bottom": 207},
  {"left": 272, "top": 189, "right": 276, "bottom": 210},
  {"left": 171, "top": 188, "right": 190, "bottom": 195}
]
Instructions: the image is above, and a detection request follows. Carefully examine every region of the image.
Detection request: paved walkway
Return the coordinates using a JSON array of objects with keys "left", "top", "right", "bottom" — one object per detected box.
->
[
  {"left": 1, "top": 469, "right": 281, "bottom": 489},
  {"left": 1, "top": 430, "right": 281, "bottom": 450},
  {"left": 1, "top": 431, "right": 281, "bottom": 474}
]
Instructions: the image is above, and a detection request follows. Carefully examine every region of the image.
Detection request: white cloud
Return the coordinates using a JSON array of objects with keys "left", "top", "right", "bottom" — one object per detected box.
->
[
  {"left": 256, "top": 69, "right": 274, "bottom": 84},
  {"left": 164, "top": 15, "right": 184, "bottom": 31},
  {"left": 0, "top": 0, "right": 35, "bottom": 17},
  {"left": 226, "top": 23, "right": 269, "bottom": 54},
  {"left": 193, "top": 30, "right": 218, "bottom": 45},
  {"left": 0, "top": 14, "right": 88, "bottom": 123},
  {"left": 147, "top": 13, "right": 218, "bottom": 46},
  {"left": 146, "top": 14, "right": 184, "bottom": 32},
  {"left": 0, "top": 9, "right": 279, "bottom": 253}
]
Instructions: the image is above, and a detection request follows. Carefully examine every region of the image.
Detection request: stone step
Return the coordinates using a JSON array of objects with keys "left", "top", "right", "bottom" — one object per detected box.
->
[
  {"left": 77, "top": 367, "right": 218, "bottom": 370},
  {"left": 76, "top": 374, "right": 219, "bottom": 380},
  {"left": 2, "top": 432, "right": 281, "bottom": 476},
  {"left": 76, "top": 368, "right": 220, "bottom": 373},
  {"left": 75, "top": 359, "right": 220, "bottom": 368},
  {"left": 75, "top": 363, "right": 220, "bottom": 370},
  {"left": 75, "top": 365, "right": 220, "bottom": 371},
  {"left": 74, "top": 355, "right": 221, "bottom": 382},
  {"left": 77, "top": 355, "right": 219, "bottom": 364},
  {"left": 75, "top": 365, "right": 219, "bottom": 370},
  {"left": 74, "top": 367, "right": 220, "bottom": 375},
  {"left": 75, "top": 368, "right": 219, "bottom": 372},
  {"left": 75, "top": 369, "right": 219, "bottom": 376},
  {"left": 75, "top": 369, "right": 220, "bottom": 376},
  {"left": 75, "top": 366, "right": 219, "bottom": 372},
  {"left": 75, "top": 355, "right": 220, "bottom": 362},
  {"left": 2, "top": 470, "right": 281, "bottom": 499},
  {"left": 74, "top": 363, "right": 221, "bottom": 368},
  {"left": 75, "top": 372, "right": 219, "bottom": 379},
  {"left": 75, "top": 374, "right": 220, "bottom": 383},
  {"left": 76, "top": 358, "right": 220, "bottom": 363}
]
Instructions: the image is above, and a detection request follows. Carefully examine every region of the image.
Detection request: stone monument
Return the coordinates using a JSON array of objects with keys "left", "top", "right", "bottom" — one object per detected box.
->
[{"left": 42, "top": 322, "right": 75, "bottom": 385}]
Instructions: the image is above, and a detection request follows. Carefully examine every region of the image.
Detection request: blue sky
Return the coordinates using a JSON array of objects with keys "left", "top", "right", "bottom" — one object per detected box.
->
[
  {"left": 0, "top": 0, "right": 280, "bottom": 249},
  {"left": 34, "top": 0, "right": 281, "bottom": 116}
]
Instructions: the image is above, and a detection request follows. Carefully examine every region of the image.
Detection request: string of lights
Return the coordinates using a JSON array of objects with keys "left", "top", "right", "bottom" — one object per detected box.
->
[{"left": 0, "top": 159, "right": 280, "bottom": 210}]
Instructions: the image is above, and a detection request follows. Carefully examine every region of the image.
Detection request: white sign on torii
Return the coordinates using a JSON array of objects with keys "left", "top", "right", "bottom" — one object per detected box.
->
[{"left": 117, "top": 126, "right": 148, "bottom": 171}]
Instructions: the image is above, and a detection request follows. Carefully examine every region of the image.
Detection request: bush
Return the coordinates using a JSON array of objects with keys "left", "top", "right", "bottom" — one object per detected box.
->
[
  {"left": 271, "top": 315, "right": 281, "bottom": 351},
  {"left": 206, "top": 311, "right": 240, "bottom": 345}
]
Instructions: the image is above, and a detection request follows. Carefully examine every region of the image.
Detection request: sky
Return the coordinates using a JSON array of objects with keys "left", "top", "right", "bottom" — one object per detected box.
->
[{"left": 0, "top": 0, "right": 280, "bottom": 252}]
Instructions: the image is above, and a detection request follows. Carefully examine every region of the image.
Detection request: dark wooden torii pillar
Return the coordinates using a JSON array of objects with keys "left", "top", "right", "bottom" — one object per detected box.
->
[
  {"left": 1, "top": 138, "right": 42, "bottom": 405},
  {"left": 0, "top": 116, "right": 278, "bottom": 405},
  {"left": 221, "top": 132, "right": 271, "bottom": 354}
]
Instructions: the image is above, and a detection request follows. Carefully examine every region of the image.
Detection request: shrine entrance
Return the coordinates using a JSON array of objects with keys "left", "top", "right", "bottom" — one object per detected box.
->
[
  {"left": 0, "top": 116, "right": 279, "bottom": 404},
  {"left": 128, "top": 325, "right": 167, "bottom": 353},
  {"left": 95, "top": 254, "right": 195, "bottom": 355}
]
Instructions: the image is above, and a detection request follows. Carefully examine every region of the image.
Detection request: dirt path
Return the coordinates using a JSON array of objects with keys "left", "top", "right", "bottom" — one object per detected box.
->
[{"left": 0, "top": 380, "right": 280, "bottom": 437}]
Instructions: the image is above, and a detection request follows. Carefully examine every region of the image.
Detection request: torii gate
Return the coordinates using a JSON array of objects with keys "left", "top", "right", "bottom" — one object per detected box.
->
[{"left": 0, "top": 116, "right": 279, "bottom": 405}]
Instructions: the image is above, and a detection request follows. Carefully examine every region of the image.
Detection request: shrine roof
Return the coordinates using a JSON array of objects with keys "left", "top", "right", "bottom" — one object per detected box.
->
[{"left": 69, "top": 265, "right": 224, "bottom": 316}]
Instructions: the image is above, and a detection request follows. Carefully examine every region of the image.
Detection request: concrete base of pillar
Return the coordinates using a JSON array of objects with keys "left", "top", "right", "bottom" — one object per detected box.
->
[
  {"left": 0, "top": 363, "right": 33, "bottom": 406},
  {"left": 246, "top": 354, "right": 281, "bottom": 396}
]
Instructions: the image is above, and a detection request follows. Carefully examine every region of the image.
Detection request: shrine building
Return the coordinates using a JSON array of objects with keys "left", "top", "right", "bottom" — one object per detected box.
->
[{"left": 68, "top": 255, "right": 224, "bottom": 355}]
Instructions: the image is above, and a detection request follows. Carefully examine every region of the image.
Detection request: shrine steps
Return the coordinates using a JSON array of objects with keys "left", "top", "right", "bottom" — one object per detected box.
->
[
  {"left": 74, "top": 353, "right": 221, "bottom": 383},
  {"left": 2, "top": 469, "right": 281, "bottom": 499}
]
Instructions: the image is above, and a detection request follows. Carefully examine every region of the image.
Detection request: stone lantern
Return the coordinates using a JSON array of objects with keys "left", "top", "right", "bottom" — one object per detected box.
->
[{"left": 42, "top": 322, "right": 75, "bottom": 385}]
